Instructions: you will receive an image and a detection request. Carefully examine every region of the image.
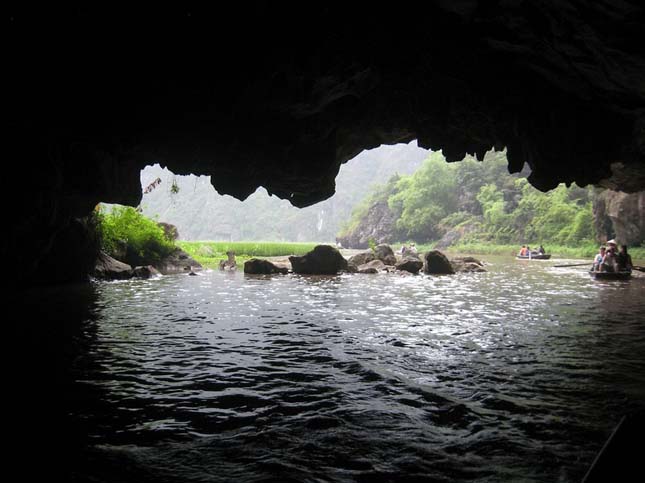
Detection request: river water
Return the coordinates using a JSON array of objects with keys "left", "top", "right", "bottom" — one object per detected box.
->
[{"left": 12, "top": 256, "right": 645, "bottom": 482}]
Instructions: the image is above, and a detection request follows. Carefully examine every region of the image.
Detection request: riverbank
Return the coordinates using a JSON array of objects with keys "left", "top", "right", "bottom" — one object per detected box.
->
[
  {"left": 177, "top": 241, "right": 321, "bottom": 269},
  {"left": 178, "top": 241, "right": 645, "bottom": 269},
  {"left": 414, "top": 242, "right": 645, "bottom": 264}
]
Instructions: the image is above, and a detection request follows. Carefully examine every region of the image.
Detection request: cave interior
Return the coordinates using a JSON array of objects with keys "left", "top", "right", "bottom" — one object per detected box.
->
[{"left": 6, "top": 2, "right": 645, "bottom": 286}]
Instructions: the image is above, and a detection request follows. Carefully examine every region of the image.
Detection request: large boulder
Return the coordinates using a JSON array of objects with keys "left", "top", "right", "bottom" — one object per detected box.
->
[
  {"left": 244, "top": 258, "right": 289, "bottom": 274},
  {"left": 423, "top": 250, "right": 455, "bottom": 275},
  {"left": 396, "top": 255, "right": 423, "bottom": 274},
  {"left": 348, "top": 251, "right": 376, "bottom": 267},
  {"left": 93, "top": 252, "right": 133, "bottom": 280},
  {"left": 154, "top": 248, "right": 202, "bottom": 274},
  {"left": 374, "top": 244, "right": 397, "bottom": 265},
  {"left": 289, "top": 245, "right": 348, "bottom": 275}
]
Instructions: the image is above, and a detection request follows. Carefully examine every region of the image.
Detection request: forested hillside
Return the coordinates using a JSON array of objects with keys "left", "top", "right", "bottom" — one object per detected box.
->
[
  {"left": 337, "top": 150, "right": 601, "bottom": 249},
  {"left": 138, "top": 142, "right": 427, "bottom": 241}
]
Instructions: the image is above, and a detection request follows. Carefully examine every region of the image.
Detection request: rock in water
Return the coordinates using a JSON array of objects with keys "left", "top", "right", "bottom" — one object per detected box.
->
[
  {"left": 423, "top": 250, "right": 455, "bottom": 275},
  {"left": 132, "top": 265, "right": 161, "bottom": 278},
  {"left": 396, "top": 255, "right": 423, "bottom": 274},
  {"left": 358, "top": 259, "right": 387, "bottom": 273},
  {"left": 289, "top": 245, "right": 348, "bottom": 275},
  {"left": 374, "top": 244, "right": 397, "bottom": 265},
  {"left": 450, "top": 256, "right": 486, "bottom": 273},
  {"left": 93, "top": 252, "right": 133, "bottom": 280},
  {"left": 348, "top": 251, "right": 376, "bottom": 267},
  {"left": 244, "top": 258, "right": 289, "bottom": 274}
]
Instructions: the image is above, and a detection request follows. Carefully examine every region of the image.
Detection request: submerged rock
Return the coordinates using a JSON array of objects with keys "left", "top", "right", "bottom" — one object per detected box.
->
[
  {"left": 132, "top": 265, "right": 161, "bottom": 278},
  {"left": 289, "top": 245, "right": 348, "bottom": 275},
  {"left": 358, "top": 259, "right": 387, "bottom": 273},
  {"left": 450, "top": 256, "right": 486, "bottom": 273},
  {"left": 244, "top": 258, "right": 289, "bottom": 274}
]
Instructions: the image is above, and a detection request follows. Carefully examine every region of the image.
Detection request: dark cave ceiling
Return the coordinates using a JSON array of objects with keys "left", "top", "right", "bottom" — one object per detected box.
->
[{"left": 5, "top": 2, "right": 645, "bottom": 284}]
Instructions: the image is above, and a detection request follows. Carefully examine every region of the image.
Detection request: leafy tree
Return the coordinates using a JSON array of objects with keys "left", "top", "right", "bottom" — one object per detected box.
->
[
  {"left": 337, "top": 149, "right": 598, "bottom": 248},
  {"left": 389, "top": 152, "right": 459, "bottom": 241}
]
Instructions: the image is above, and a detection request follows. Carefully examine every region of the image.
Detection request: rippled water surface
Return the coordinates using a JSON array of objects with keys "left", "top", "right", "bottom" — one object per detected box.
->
[{"left": 17, "top": 256, "right": 645, "bottom": 482}]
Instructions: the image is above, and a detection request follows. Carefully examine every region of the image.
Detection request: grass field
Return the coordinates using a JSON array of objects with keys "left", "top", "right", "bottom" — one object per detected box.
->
[
  {"left": 414, "top": 242, "right": 645, "bottom": 263},
  {"left": 178, "top": 241, "right": 321, "bottom": 269}
]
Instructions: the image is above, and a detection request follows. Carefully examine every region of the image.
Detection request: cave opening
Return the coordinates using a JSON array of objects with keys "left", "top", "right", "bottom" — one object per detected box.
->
[{"left": 6, "top": 4, "right": 645, "bottom": 481}]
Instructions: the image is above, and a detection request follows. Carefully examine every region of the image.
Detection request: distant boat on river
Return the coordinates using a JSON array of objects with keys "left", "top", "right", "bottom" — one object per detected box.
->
[{"left": 516, "top": 253, "right": 551, "bottom": 260}]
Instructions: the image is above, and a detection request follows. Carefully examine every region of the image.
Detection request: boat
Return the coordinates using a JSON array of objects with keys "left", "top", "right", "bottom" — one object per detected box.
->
[
  {"left": 516, "top": 253, "right": 551, "bottom": 260},
  {"left": 589, "top": 270, "right": 632, "bottom": 280}
]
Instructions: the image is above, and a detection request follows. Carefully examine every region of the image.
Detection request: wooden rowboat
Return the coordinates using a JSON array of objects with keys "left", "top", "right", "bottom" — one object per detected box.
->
[
  {"left": 589, "top": 270, "right": 632, "bottom": 280},
  {"left": 516, "top": 254, "right": 551, "bottom": 260}
]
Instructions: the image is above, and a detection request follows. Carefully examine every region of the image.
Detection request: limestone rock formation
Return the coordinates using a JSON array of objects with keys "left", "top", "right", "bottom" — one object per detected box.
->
[
  {"left": 337, "top": 201, "right": 398, "bottom": 249},
  {"left": 289, "top": 245, "right": 349, "bottom": 275},
  {"left": 593, "top": 190, "right": 645, "bottom": 246}
]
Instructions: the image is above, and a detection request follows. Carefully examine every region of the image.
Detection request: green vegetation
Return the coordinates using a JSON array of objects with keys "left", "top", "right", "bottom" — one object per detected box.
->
[
  {"left": 178, "top": 241, "right": 319, "bottom": 269},
  {"left": 415, "top": 241, "right": 645, "bottom": 263},
  {"left": 97, "top": 205, "right": 177, "bottom": 266},
  {"left": 340, "top": 150, "right": 603, "bottom": 251}
]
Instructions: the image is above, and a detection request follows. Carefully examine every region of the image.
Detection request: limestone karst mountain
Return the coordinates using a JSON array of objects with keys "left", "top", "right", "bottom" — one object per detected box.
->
[{"left": 138, "top": 142, "right": 428, "bottom": 242}]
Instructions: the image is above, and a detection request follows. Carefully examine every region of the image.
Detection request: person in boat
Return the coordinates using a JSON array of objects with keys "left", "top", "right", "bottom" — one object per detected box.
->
[
  {"left": 601, "top": 241, "right": 618, "bottom": 272},
  {"left": 616, "top": 245, "right": 633, "bottom": 272},
  {"left": 409, "top": 242, "right": 417, "bottom": 254},
  {"left": 518, "top": 245, "right": 527, "bottom": 256},
  {"left": 592, "top": 246, "right": 606, "bottom": 271},
  {"left": 538, "top": 245, "right": 545, "bottom": 255}
]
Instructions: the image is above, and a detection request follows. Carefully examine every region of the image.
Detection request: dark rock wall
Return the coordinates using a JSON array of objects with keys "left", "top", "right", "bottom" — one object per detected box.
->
[{"left": 6, "top": 3, "right": 645, "bottom": 286}]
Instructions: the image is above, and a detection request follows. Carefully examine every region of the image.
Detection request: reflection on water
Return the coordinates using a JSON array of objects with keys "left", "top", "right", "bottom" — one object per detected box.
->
[{"left": 13, "top": 256, "right": 645, "bottom": 482}]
